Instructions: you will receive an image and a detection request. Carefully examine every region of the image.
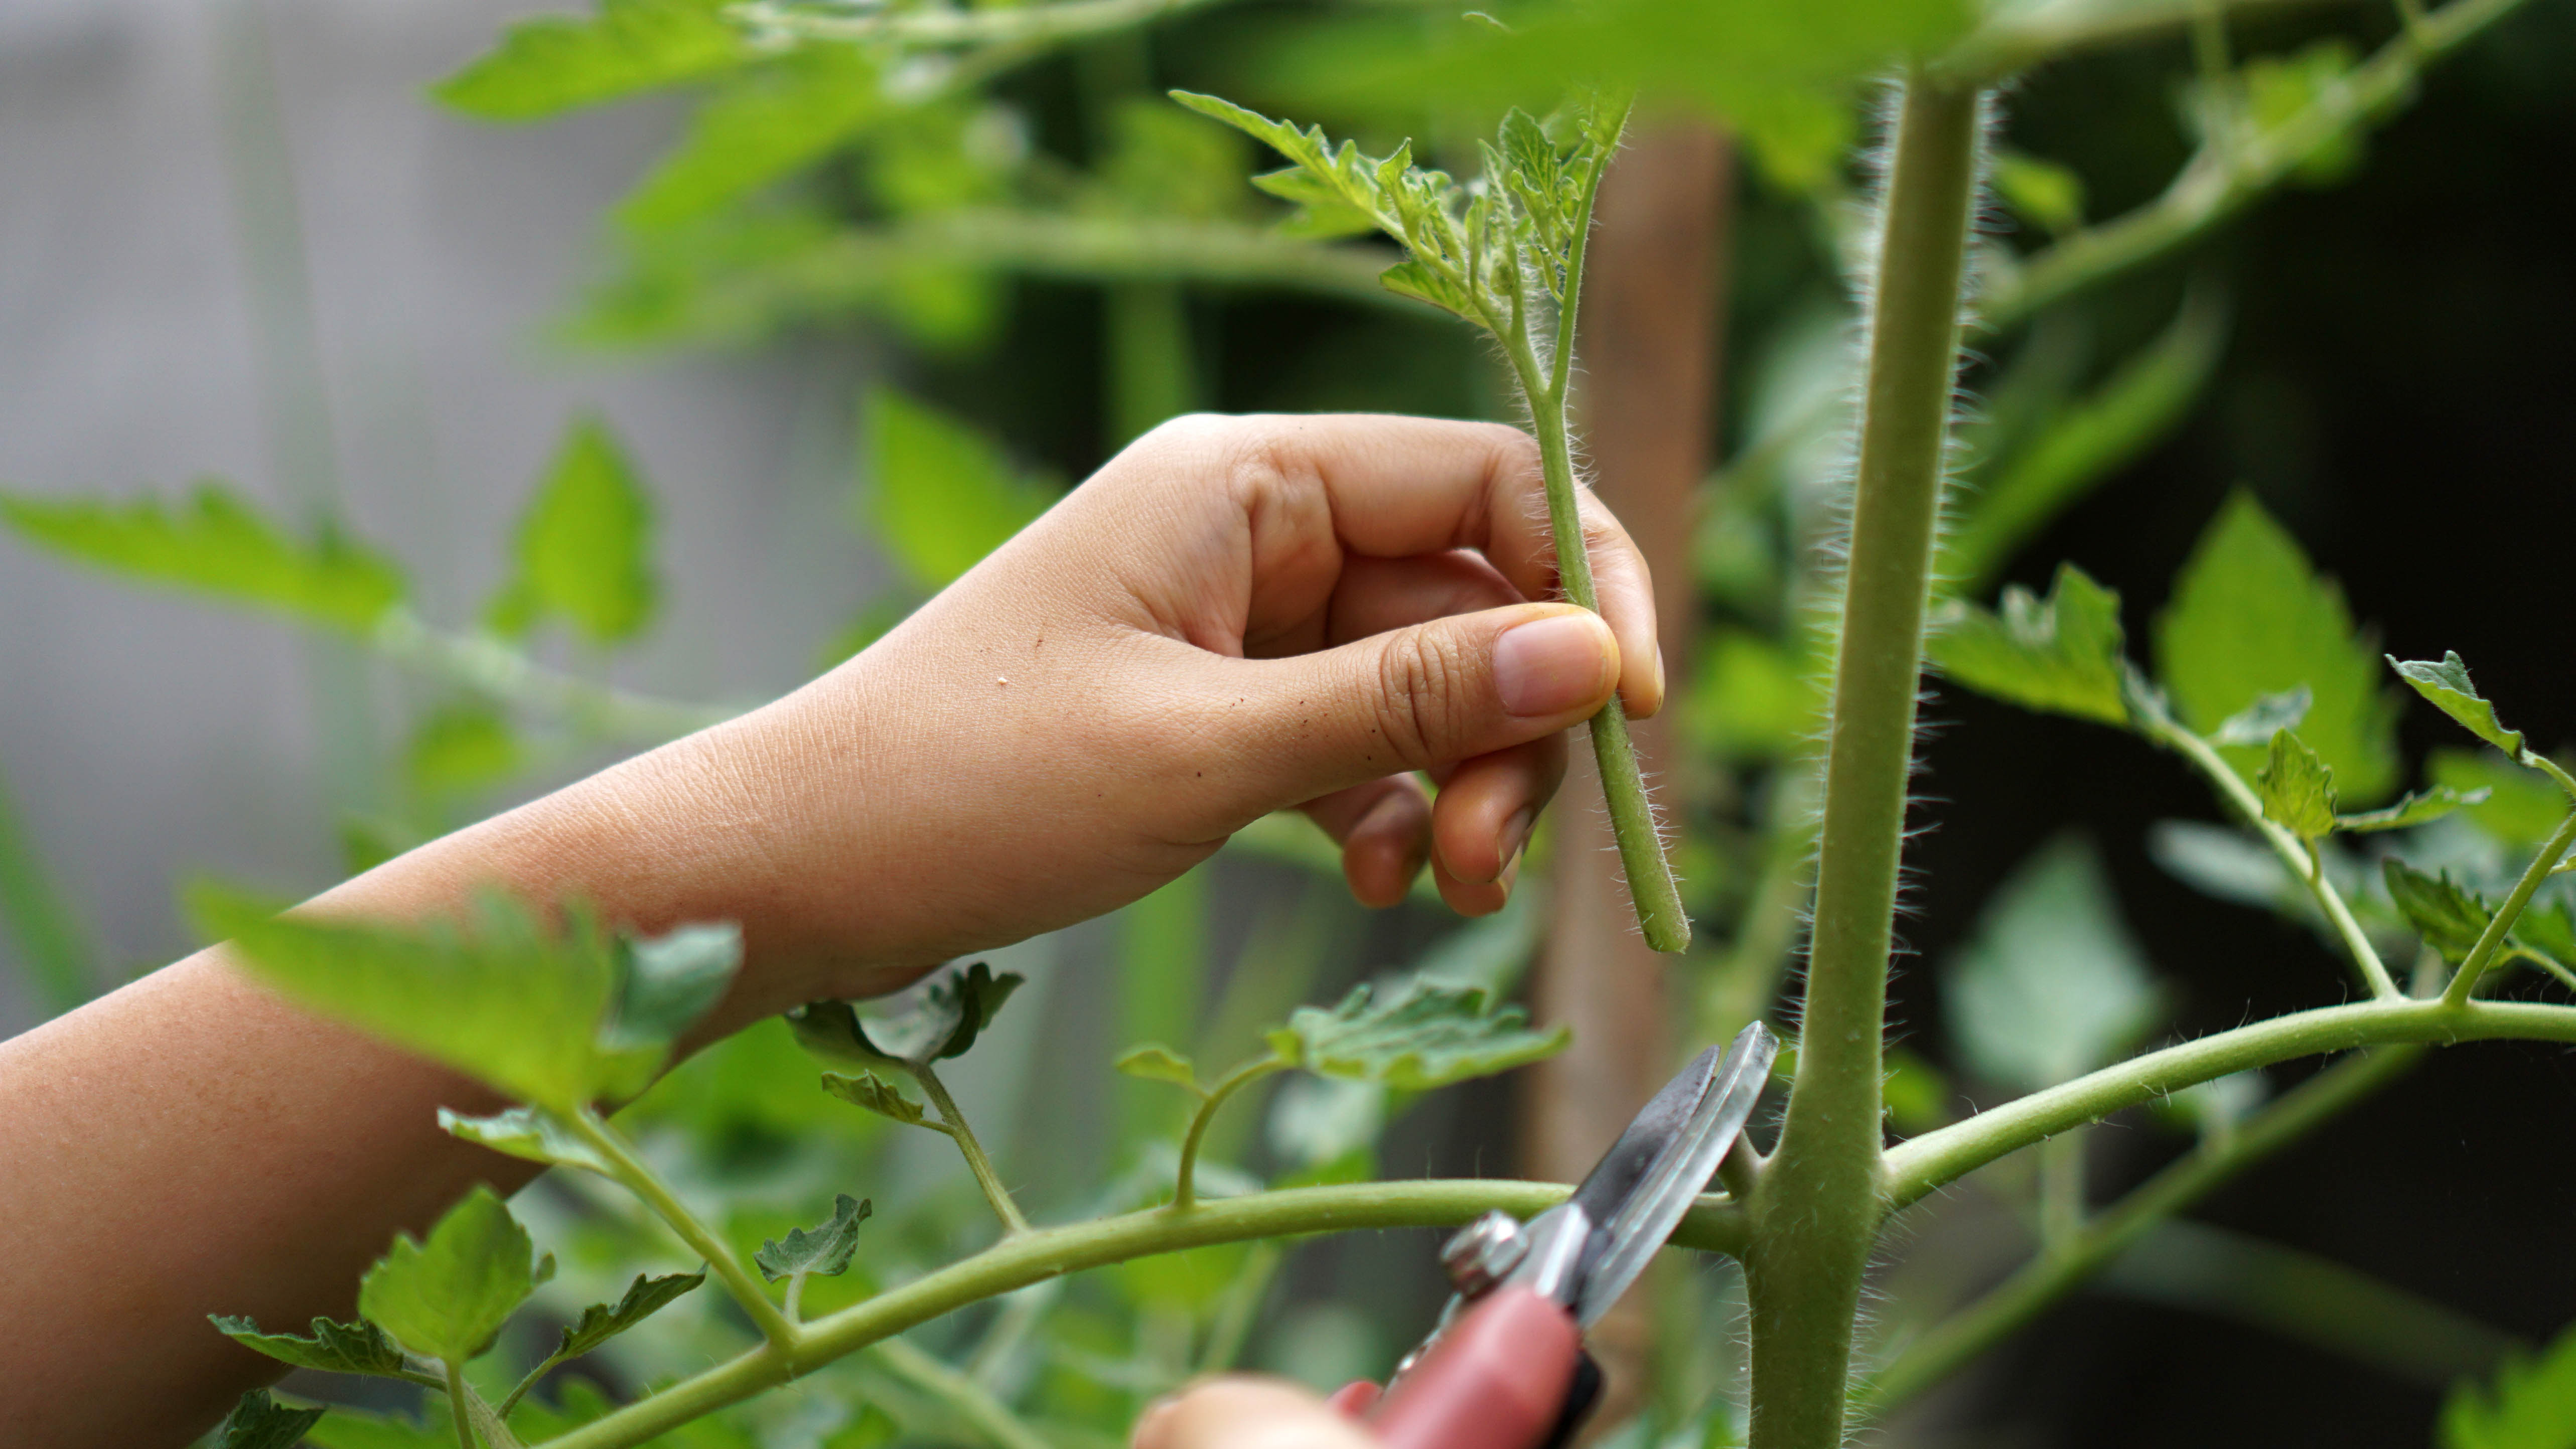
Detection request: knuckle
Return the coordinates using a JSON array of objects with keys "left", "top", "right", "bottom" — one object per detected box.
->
[{"left": 1372, "top": 628, "right": 1474, "bottom": 769}]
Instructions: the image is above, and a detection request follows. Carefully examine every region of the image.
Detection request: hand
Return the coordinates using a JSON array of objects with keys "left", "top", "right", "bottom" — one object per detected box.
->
[
  {"left": 1134, "top": 1378, "right": 1379, "bottom": 1449},
  {"left": 393, "top": 413, "right": 1661, "bottom": 1022}
]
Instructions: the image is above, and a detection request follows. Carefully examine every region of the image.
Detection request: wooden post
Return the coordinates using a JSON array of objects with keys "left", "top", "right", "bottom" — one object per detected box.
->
[{"left": 1523, "top": 120, "right": 1734, "bottom": 1430}]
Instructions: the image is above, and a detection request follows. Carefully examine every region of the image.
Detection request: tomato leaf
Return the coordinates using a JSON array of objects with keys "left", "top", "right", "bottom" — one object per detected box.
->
[
  {"left": 2432, "top": 749, "right": 2570, "bottom": 846},
  {"left": 2389, "top": 652, "right": 2528, "bottom": 761},
  {"left": 820, "top": 1069, "right": 939, "bottom": 1129},
  {"left": 1114, "top": 1044, "right": 1202, "bottom": 1090},
  {"left": 866, "top": 390, "right": 1054, "bottom": 592},
  {"left": 438, "top": 1105, "right": 611, "bottom": 1175},
  {"left": 2442, "top": 1318, "right": 2576, "bottom": 1449},
  {"left": 359, "top": 1187, "right": 546, "bottom": 1364},
  {"left": 0, "top": 481, "right": 404, "bottom": 634},
  {"left": 755, "top": 1194, "right": 872, "bottom": 1283},
  {"left": 2383, "top": 859, "right": 2492, "bottom": 962},
  {"left": 619, "top": 48, "right": 884, "bottom": 231},
  {"left": 210, "top": 1390, "right": 329, "bottom": 1449},
  {"left": 491, "top": 415, "right": 658, "bottom": 647},
  {"left": 433, "top": 0, "right": 745, "bottom": 122},
  {"left": 554, "top": 1269, "right": 705, "bottom": 1362},
  {"left": 2256, "top": 731, "right": 2338, "bottom": 839},
  {"left": 211, "top": 1313, "right": 413, "bottom": 1379},
  {"left": 2211, "top": 686, "right": 2313, "bottom": 748},
  {"left": 1943, "top": 834, "right": 2161, "bottom": 1094},
  {"left": 1265, "top": 982, "right": 1568, "bottom": 1091},
  {"left": 791, "top": 961, "right": 1024, "bottom": 1067},
  {"left": 1925, "top": 563, "right": 2128, "bottom": 726},
  {"left": 2336, "top": 785, "right": 2485, "bottom": 834},
  {"left": 2154, "top": 492, "right": 2398, "bottom": 802}
]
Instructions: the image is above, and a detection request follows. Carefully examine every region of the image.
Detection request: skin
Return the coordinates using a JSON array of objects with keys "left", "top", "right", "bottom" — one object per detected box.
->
[{"left": 0, "top": 413, "right": 1659, "bottom": 1446}]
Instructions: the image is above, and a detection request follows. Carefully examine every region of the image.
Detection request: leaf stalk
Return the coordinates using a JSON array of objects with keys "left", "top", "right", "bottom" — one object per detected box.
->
[
  {"left": 910, "top": 1061, "right": 1033, "bottom": 1235},
  {"left": 565, "top": 1108, "right": 801, "bottom": 1350},
  {"left": 2445, "top": 807, "right": 2576, "bottom": 1005}
]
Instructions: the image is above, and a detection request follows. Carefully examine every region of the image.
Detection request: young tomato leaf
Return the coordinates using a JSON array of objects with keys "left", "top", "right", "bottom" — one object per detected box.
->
[
  {"left": 820, "top": 1070, "right": 940, "bottom": 1130},
  {"left": 438, "top": 1105, "right": 612, "bottom": 1175},
  {"left": 554, "top": 1269, "right": 705, "bottom": 1362},
  {"left": 2441, "top": 1317, "right": 2576, "bottom": 1449},
  {"left": 619, "top": 48, "right": 884, "bottom": 231},
  {"left": 792, "top": 962, "right": 1024, "bottom": 1067},
  {"left": 404, "top": 704, "right": 523, "bottom": 802},
  {"left": 755, "top": 1194, "right": 872, "bottom": 1282},
  {"left": 1943, "top": 834, "right": 2161, "bottom": 1094},
  {"left": 606, "top": 922, "right": 743, "bottom": 1050},
  {"left": 866, "top": 390, "right": 1055, "bottom": 592},
  {"left": 2211, "top": 686, "right": 2313, "bottom": 747},
  {"left": 1266, "top": 983, "right": 1568, "bottom": 1091},
  {"left": 1114, "top": 1044, "right": 1203, "bottom": 1091},
  {"left": 489, "top": 414, "right": 658, "bottom": 647},
  {"left": 2154, "top": 492, "right": 2398, "bottom": 802},
  {"left": 2256, "top": 731, "right": 2338, "bottom": 839},
  {"left": 2336, "top": 785, "right": 2486, "bottom": 834},
  {"left": 1924, "top": 563, "right": 2128, "bottom": 725},
  {"left": 2383, "top": 859, "right": 2492, "bottom": 962},
  {"left": 360, "top": 1187, "right": 547, "bottom": 1364},
  {"left": 2389, "top": 652, "right": 2529, "bottom": 761},
  {"left": 432, "top": 0, "right": 745, "bottom": 122},
  {"left": 2434, "top": 749, "right": 2571, "bottom": 845},
  {"left": 210, "top": 1390, "right": 328, "bottom": 1449},
  {"left": 0, "top": 481, "right": 404, "bottom": 634},
  {"left": 212, "top": 1313, "right": 413, "bottom": 1378}
]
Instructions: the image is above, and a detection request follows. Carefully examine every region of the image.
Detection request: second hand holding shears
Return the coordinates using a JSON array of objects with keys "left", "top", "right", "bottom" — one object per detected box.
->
[{"left": 1328, "top": 1022, "right": 1779, "bottom": 1449}]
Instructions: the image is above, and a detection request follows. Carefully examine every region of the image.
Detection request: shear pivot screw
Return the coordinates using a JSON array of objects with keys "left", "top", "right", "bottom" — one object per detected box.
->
[{"left": 1441, "top": 1210, "right": 1529, "bottom": 1298}]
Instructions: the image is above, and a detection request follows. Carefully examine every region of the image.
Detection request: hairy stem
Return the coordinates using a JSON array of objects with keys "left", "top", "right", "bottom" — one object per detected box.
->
[
  {"left": 2149, "top": 716, "right": 2398, "bottom": 998},
  {"left": 446, "top": 1362, "right": 479, "bottom": 1449},
  {"left": 1745, "top": 76, "right": 1982, "bottom": 1449},
  {"left": 911, "top": 1061, "right": 1033, "bottom": 1235},
  {"left": 1173, "top": 1058, "right": 1288, "bottom": 1209},
  {"left": 534, "top": 1178, "right": 1748, "bottom": 1449},
  {"left": 567, "top": 1108, "right": 800, "bottom": 1349},
  {"left": 872, "top": 1336, "right": 1055, "bottom": 1449},
  {"left": 1861, "top": 1045, "right": 2417, "bottom": 1413},
  {"left": 2447, "top": 808, "right": 2576, "bottom": 1004}
]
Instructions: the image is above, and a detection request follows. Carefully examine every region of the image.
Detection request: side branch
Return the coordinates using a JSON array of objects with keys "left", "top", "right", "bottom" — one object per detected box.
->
[
  {"left": 536, "top": 1179, "right": 1749, "bottom": 1449},
  {"left": 1883, "top": 998, "right": 2576, "bottom": 1209}
]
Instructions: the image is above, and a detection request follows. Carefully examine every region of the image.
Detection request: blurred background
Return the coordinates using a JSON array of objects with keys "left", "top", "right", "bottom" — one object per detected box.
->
[{"left": 6, "top": 0, "right": 2576, "bottom": 1444}]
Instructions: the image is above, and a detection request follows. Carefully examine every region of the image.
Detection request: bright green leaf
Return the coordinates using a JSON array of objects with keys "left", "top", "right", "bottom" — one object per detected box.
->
[
  {"left": 1991, "top": 150, "right": 2084, "bottom": 234},
  {"left": 2390, "top": 652, "right": 2528, "bottom": 760},
  {"left": 433, "top": 0, "right": 744, "bottom": 122},
  {"left": 495, "top": 415, "right": 658, "bottom": 646},
  {"left": 438, "top": 1105, "right": 611, "bottom": 1175},
  {"left": 619, "top": 48, "right": 884, "bottom": 231},
  {"left": 0, "top": 481, "right": 403, "bottom": 633},
  {"left": 2336, "top": 785, "right": 2485, "bottom": 834},
  {"left": 1115, "top": 1044, "right": 1202, "bottom": 1090},
  {"left": 606, "top": 922, "right": 742, "bottom": 1051},
  {"left": 2256, "top": 731, "right": 2338, "bottom": 838},
  {"left": 1944, "top": 834, "right": 2162, "bottom": 1094},
  {"left": 820, "top": 1069, "right": 938, "bottom": 1129},
  {"left": 1882, "top": 1047, "right": 1952, "bottom": 1134},
  {"left": 405, "top": 705, "right": 521, "bottom": 800},
  {"left": 1266, "top": 982, "right": 1568, "bottom": 1092},
  {"left": 791, "top": 961, "right": 1024, "bottom": 1067},
  {"left": 211, "top": 1390, "right": 329, "bottom": 1449},
  {"left": 2211, "top": 686, "right": 2312, "bottom": 748},
  {"left": 2432, "top": 749, "right": 2571, "bottom": 846},
  {"left": 865, "top": 390, "right": 1053, "bottom": 591},
  {"left": 2383, "top": 859, "right": 2492, "bottom": 962},
  {"left": 554, "top": 1269, "right": 705, "bottom": 1362},
  {"left": 2442, "top": 1317, "right": 2576, "bottom": 1449},
  {"left": 359, "top": 1187, "right": 543, "bottom": 1364},
  {"left": 212, "top": 1313, "right": 412, "bottom": 1378},
  {"left": 755, "top": 1194, "right": 872, "bottom": 1283},
  {"left": 2240, "top": 40, "right": 2366, "bottom": 185},
  {"left": 2154, "top": 492, "right": 2398, "bottom": 802},
  {"left": 1925, "top": 563, "right": 2128, "bottom": 725},
  {"left": 1685, "top": 628, "right": 1822, "bottom": 762}
]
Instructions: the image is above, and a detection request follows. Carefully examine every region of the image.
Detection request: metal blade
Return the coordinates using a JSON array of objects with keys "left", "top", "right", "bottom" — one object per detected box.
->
[
  {"left": 1566, "top": 1043, "right": 1724, "bottom": 1230},
  {"left": 1571, "top": 1021, "right": 1777, "bottom": 1327}
]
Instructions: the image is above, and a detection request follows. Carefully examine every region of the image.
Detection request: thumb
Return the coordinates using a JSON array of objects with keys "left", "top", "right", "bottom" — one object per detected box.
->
[
  {"left": 1133, "top": 1377, "right": 1377, "bottom": 1449},
  {"left": 1229, "top": 602, "right": 1620, "bottom": 807}
]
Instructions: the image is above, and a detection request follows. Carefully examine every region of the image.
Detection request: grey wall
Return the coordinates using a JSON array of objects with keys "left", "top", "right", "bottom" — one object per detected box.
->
[{"left": 0, "top": 0, "right": 887, "bottom": 1030}]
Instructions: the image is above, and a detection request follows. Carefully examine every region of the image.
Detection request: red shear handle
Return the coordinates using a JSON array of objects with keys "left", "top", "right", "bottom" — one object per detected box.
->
[{"left": 1363, "top": 1287, "right": 1582, "bottom": 1449}]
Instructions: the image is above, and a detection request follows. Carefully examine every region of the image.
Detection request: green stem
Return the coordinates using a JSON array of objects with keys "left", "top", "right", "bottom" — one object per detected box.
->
[
  {"left": 372, "top": 611, "right": 734, "bottom": 746},
  {"left": 1860, "top": 1045, "right": 2415, "bottom": 1413},
  {"left": 501, "top": 1354, "right": 566, "bottom": 1417},
  {"left": 872, "top": 1337, "right": 1056, "bottom": 1449},
  {"left": 2446, "top": 808, "right": 2576, "bottom": 1004},
  {"left": 912, "top": 1061, "right": 1033, "bottom": 1235},
  {"left": 1172, "top": 1058, "right": 1288, "bottom": 1209},
  {"left": 1884, "top": 997, "right": 2576, "bottom": 1207},
  {"left": 2036, "top": 1129, "right": 2087, "bottom": 1249},
  {"left": 2149, "top": 715, "right": 2398, "bottom": 999},
  {"left": 447, "top": 1361, "right": 480, "bottom": 1449},
  {"left": 533, "top": 1178, "right": 1749, "bottom": 1449},
  {"left": 566, "top": 1109, "right": 800, "bottom": 1350},
  {"left": 1743, "top": 76, "right": 1981, "bottom": 1449},
  {"left": 741, "top": 0, "right": 1229, "bottom": 50}
]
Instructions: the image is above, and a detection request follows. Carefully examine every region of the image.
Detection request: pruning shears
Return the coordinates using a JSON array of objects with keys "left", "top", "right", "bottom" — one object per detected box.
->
[{"left": 1328, "top": 1022, "right": 1779, "bottom": 1449}]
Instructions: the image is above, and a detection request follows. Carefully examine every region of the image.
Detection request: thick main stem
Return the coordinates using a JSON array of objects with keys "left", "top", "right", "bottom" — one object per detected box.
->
[{"left": 1744, "top": 77, "right": 1981, "bottom": 1449}]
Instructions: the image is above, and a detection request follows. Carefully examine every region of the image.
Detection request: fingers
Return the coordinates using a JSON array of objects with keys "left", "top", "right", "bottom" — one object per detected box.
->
[
  {"left": 1138, "top": 414, "right": 1662, "bottom": 716},
  {"left": 1133, "top": 1377, "right": 1377, "bottom": 1449},
  {"left": 1214, "top": 602, "right": 1615, "bottom": 820},
  {"left": 1300, "top": 777, "right": 1432, "bottom": 909},
  {"left": 1428, "top": 738, "right": 1562, "bottom": 914}
]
